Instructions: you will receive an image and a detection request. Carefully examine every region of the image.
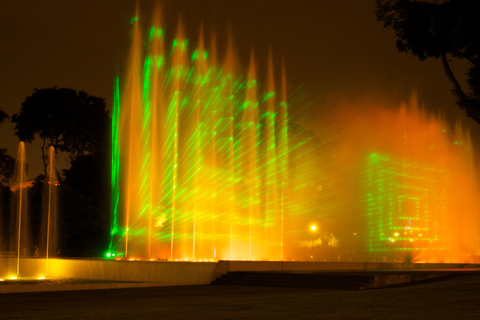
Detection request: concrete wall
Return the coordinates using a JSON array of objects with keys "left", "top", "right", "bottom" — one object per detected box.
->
[
  {"left": 0, "top": 258, "right": 217, "bottom": 284},
  {"left": 47, "top": 259, "right": 217, "bottom": 283},
  {"left": 210, "top": 260, "right": 480, "bottom": 281},
  {"left": 0, "top": 257, "right": 46, "bottom": 278},
  {"left": 2, "top": 258, "right": 478, "bottom": 283}
]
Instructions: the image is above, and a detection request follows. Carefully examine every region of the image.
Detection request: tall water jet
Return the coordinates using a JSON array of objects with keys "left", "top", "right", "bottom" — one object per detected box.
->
[
  {"left": 10, "top": 142, "right": 28, "bottom": 278},
  {"left": 222, "top": 30, "right": 238, "bottom": 260},
  {"left": 242, "top": 49, "right": 260, "bottom": 259},
  {"left": 146, "top": 6, "right": 165, "bottom": 260},
  {"left": 40, "top": 146, "right": 58, "bottom": 277},
  {"left": 278, "top": 60, "right": 289, "bottom": 261}
]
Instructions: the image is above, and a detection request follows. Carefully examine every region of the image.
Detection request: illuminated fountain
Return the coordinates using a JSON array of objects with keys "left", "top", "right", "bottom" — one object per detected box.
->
[
  {"left": 13, "top": 142, "right": 28, "bottom": 277},
  {"left": 313, "top": 98, "right": 480, "bottom": 263},
  {"left": 0, "top": 144, "right": 58, "bottom": 279},
  {"left": 0, "top": 142, "right": 29, "bottom": 279},
  {"left": 41, "top": 146, "right": 58, "bottom": 276},
  {"left": 109, "top": 7, "right": 479, "bottom": 263},
  {"left": 110, "top": 8, "right": 289, "bottom": 261}
]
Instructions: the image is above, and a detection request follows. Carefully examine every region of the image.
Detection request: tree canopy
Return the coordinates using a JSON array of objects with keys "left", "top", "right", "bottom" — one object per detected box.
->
[
  {"left": 376, "top": 0, "right": 480, "bottom": 124},
  {"left": 6, "top": 87, "right": 111, "bottom": 257},
  {"left": 0, "top": 148, "right": 14, "bottom": 186},
  {"left": 11, "top": 87, "right": 110, "bottom": 171},
  {"left": 0, "top": 108, "right": 7, "bottom": 124},
  {"left": 0, "top": 108, "right": 12, "bottom": 186}
]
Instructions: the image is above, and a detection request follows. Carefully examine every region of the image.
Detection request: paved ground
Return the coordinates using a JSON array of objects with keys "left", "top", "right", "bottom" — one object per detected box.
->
[{"left": 1, "top": 273, "right": 479, "bottom": 319}]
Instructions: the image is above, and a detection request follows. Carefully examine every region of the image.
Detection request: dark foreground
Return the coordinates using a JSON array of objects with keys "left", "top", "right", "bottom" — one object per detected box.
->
[{"left": 1, "top": 273, "right": 479, "bottom": 319}]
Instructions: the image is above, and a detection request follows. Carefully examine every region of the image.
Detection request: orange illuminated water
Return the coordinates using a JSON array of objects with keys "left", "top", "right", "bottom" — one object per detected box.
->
[
  {"left": 0, "top": 144, "right": 59, "bottom": 279},
  {"left": 109, "top": 6, "right": 480, "bottom": 263},
  {"left": 312, "top": 97, "right": 480, "bottom": 263}
]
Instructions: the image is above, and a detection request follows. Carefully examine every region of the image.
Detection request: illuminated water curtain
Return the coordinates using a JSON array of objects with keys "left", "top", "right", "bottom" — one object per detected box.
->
[
  {"left": 108, "top": 11, "right": 479, "bottom": 263},
  {"left": 365, "top": 153, "right": 447, "bottom": 253},
  {"left": 316, "top": 105, "right": 480, "bottom": 263},
  {"left": 109, "top": 14, "right": 289, "bottom": 261}
]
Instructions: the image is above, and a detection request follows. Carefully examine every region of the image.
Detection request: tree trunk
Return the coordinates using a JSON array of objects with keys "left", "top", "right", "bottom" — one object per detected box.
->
[
  {"left": 439, "top": 51, "right": 480, "bottom": 125},
  {"left": 41, "top": 138, "right": 47, "bottom": 174}
]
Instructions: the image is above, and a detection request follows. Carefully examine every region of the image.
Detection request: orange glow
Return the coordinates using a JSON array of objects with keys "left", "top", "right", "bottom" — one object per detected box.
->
[
  {"left": 320, "top": 95, "right": 480, "bottom": 263},
  {"left": 9, "top": 180, "right": 34, "bottom": 192},
  {"left": 109, "top": 3, "right": 479, "bottom": 263}
]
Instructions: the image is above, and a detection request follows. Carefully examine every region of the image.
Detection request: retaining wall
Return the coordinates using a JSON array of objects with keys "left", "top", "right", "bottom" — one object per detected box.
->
[{"left": 1, "top": 258, "right": 478, "bottom": 283}]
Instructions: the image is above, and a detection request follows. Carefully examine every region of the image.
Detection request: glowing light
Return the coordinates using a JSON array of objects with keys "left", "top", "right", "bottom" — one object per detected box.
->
[
  {"left": 310, "top": 225, "right": 317, "bottom": 231},
  {"left": 130, "top": 17, "right": 139, "bottom": 25}
]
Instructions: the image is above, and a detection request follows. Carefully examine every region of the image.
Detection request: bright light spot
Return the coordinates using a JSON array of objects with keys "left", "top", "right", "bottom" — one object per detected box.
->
[
  {"left": 310, "top": 225, "right": 317, "bottom": 231},
  {"left": 107, "top": 253, "right": 111, "bottom": 258},
  {"left": 38, "top": 277, "right": 45, "bottom": 280},
  {"left": 394, "top": 233, "right": 399, "bottom": 237},
  {"left": 0, "top": 279, "right": 4, "bottom": 281},
  {"left": 9, "top": 276, "right": 17, "bottom": 280},
  {"left": 419, "top": 234, "right": 423, "bottom": 237},
  {"left": 155, "top": 213, "right": 168, "bottom": 229}
]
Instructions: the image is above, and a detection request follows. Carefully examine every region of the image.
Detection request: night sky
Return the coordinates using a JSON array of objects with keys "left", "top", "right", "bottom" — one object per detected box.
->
[{"left": 0, "top": 0, "right": 476, "bottom": 177}]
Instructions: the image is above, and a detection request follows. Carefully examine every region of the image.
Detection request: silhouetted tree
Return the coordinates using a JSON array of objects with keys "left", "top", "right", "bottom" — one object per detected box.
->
[
  {"left": 0, "top": 149, "right": 14, "bottom": 186},
  {"left": 376, "top": 0, "right": 480, "bottom": 124},
  {"left": 58, "top": 183, "right": 109, "bottom": 257},
  {"left": 11, "top": 87, "right": 111, "bottom": 257},
  {"left": 11, "top": 87, "right": 110, "bottom": 172},
  {"left": 61, "top": 151, "right": 111, "bottom": 257},
  {"left": 0, "top": 108, "right": 7, "bottom": 124}
]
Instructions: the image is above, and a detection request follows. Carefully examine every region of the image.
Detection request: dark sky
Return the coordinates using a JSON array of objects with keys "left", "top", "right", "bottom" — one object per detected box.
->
[{"left": 0, "top": 0, "right": 476, "bottom": 177}]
